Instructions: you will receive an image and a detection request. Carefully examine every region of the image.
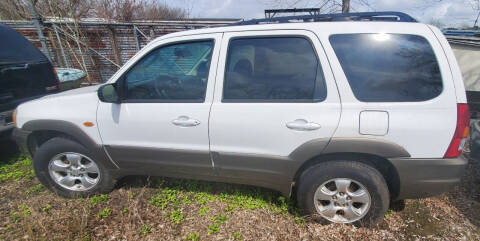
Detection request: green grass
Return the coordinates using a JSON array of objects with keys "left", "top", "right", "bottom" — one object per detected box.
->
[{"left": 0, "top": 155, "right": 34, "bottom": 182}]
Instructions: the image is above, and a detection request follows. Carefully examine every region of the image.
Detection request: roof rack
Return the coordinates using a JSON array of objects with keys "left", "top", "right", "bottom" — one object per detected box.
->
[
  {"left": 230, "top": 11, "right": 417, "bottom": 26},
  {"left": 264, "top": 8, "right": 321, "bottom": 18}
]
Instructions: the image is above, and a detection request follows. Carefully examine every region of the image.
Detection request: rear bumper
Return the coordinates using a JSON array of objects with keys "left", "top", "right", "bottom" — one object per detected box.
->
[
  {"left": 11, "top": 127, "right": 31, "bottom": 155},
  {"left": 389, "top": 156, "right": 467, "bottom": 199}
]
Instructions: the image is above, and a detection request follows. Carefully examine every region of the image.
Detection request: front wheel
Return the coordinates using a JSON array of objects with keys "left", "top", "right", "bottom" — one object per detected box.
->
[
  {"left": 33, "top": 137, "right": 115, "bottom": 198},
  {"left": 296, "top": 161, "right": 389, "bottom": 227}
]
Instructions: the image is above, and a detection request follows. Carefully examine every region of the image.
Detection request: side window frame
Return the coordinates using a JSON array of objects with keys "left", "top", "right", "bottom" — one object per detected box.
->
[
  {"left": 118, "top": 38, "right": 216, "bottom": 103},
  {"left": 221, "top": 35, "right": 327, "bottom": 103}
]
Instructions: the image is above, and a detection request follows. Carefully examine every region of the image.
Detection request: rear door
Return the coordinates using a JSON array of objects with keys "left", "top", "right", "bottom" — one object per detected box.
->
[{"left": 209, "top": 30, "right": 341, "bottom": 187}]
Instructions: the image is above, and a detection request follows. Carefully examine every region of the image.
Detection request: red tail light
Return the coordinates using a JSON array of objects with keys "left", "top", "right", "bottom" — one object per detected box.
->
[{"left": 444, "top": 103, "right": 470, "bottom": 158}]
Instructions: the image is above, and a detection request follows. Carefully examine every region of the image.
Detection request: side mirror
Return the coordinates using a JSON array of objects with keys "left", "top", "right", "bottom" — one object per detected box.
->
[{"left": 98, "top": 84, "right": 120, "bottom": 103}]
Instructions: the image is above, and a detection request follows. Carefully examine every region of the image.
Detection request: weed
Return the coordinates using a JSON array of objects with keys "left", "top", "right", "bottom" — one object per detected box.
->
[
  {"left": 185, "top": 232, "right": 200, "bottom": 241},
  {"left": 0, "top": 156, "right": 34, "bottom": 182},
  {"left": 227, "top": 190, "right": 270, "bottom": 210},
  {"left": 18, "top": 204, "right": 31, "bottom": 215},
  {"left": 194, "top": 191, "right": 216, "bottom": 205},
  {"left": 224, "top": 204, "right": 235, "bottom": 213},
  {"left": 129, "top": 191, "right": 135, "bottom": 199},
  {"left": 294, "top": 216, "right": 306, "bottom": 227},
  {"left": 182, "top": 196, "right": 192, "bottom": 205},
  {"left": 90, "top": 194, "right": 109, "bottom": 205},
  {"left": 208, "top": 214, "right": 228, "bottom": 235},
  {"left": 121, "top": 207, "right": 128, "bottom": 214},
  {"left": 97, "top": 208, "right": 111, "bottom": 219},
  {"left": 233, "top": 231, "right": 243, "bottom": 240},
  {"left": 41, "top": 204, "right": 52, "bottom": 212},
  {"left": 211, "top": 213, "right": 228, "bottom": 223},
  {"left": 139, "top": 224, "right": 152, "bottom": 235},
  {"left": 25, "top": 183, "right": 44, "bottom": 194},
  {"left": 169, "top": 209, "right": 184, "bottom": 224},
  {"left": 384, "top": 209, "right": 394, "bottom": 219},
  {"left": 198, "top": 206, "right": 210, "bottom": 216},
  {"left": 10, "top": 211, "right": 21, "bottom": 223},
  {"left": 150, "top": 188, "right": 179, "bottom": 209},
  {"left": 208, "top": 223, "right": 220, "bottom": 235}
]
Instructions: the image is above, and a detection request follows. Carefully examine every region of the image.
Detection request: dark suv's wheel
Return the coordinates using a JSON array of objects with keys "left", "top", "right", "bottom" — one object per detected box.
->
[
  {"left": 33, "top": 137, "right": 115, "bottom": 198},
  {"left": 296, "top": 161, "right": 389, "bottom": 227}
]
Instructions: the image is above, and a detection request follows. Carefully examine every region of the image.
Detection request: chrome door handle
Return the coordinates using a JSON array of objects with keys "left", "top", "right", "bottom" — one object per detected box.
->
[
  {"left": 286, "top": 119, "right": 321, "bottom": 131},
  {"left": 172, "top": 116, "right": 200, "bottom": 127}
]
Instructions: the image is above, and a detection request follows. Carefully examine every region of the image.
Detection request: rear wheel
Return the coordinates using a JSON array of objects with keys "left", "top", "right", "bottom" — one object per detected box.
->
[
  {"left": 296, "top": 161, "right": 389, "bottom": 227},
  {"left": 33, "top": 137, "right": 115, "bottom": 198}
]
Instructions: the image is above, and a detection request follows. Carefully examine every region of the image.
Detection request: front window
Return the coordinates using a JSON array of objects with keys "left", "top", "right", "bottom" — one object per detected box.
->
[{"left": 124, "top": 40, "right": 214, "bottom": 102}]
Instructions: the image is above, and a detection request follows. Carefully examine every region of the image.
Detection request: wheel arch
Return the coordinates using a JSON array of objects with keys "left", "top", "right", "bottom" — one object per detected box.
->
[
  {"left": 292, "top": 152, "right": 402, "bottom": 200},
  {"left": 22, "top": 119, "right": 119, "bottom": 170}
]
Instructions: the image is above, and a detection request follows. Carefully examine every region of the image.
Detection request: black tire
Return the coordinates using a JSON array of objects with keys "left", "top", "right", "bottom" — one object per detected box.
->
[
  {"left": 296, "top": 161, "right": 389, "bottom": 227},
  {"left": 33, "top": 137, "right": 115, "bottom": 198}
]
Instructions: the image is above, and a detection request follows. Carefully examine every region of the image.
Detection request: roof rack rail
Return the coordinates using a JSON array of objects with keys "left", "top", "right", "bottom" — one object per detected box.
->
[{"left": 230, "top": 11, "right": 417, "bottom": 26}]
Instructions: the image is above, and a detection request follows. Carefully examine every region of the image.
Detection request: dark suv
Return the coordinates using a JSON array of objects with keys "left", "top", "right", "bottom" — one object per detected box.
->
[{"left": 0, "top": 24, "right": 59, "bottom": 138}]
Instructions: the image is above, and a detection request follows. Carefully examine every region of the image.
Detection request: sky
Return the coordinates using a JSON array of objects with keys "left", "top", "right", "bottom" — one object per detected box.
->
[{"left": 166, "top": 0, "right": 480, "bottom": 28}]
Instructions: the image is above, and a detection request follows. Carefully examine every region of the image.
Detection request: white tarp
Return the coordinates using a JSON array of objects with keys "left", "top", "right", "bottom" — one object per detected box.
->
[{"left": 451, "top": 43, "right": 480, "bottom": 92}]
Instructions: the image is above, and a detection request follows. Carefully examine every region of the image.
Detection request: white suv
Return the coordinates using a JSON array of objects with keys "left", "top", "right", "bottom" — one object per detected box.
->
[{"left": 12, "top": 12, "right": 470, "bottom": 226}]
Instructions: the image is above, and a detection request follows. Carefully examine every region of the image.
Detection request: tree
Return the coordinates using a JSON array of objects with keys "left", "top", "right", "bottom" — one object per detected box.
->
[
  {"left": 342, "top": 0, "right": 350, "bottom": 13},
  {"left": 93, "top": 0, "right": 187, "bottom": 21},
  {"left": 0, "top": 0, "right": 187, "bottom": 21},
  {"left": 421, "top": 0, "right": 480, "bottom": 28}
]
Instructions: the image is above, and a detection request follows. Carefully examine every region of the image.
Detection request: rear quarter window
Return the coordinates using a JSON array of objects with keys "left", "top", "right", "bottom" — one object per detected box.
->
[{"left": 329, "top": 34, "right": 443, "bottom": 102}]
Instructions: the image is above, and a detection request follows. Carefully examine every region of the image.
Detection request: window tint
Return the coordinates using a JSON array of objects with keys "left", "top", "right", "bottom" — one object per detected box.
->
[
  {"left": 124, "top": 40, "right": 213, "bottom": 102},
  {"left": 223, "top": 37, "right": 326, "bottom": 102},
  {"left": 330, "top": 34, "right": 442, "bottom": 102}
]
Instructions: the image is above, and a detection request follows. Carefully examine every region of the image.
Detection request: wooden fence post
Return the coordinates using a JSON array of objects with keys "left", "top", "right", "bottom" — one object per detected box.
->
[{"left": 107, "top": 26, "right": 122, "bottom": 66}]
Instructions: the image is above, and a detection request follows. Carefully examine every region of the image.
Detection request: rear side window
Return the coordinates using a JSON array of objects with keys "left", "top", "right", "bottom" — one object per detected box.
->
[
  {"left": 223, "top": 37, "right": 326, "bottom": 102},
  {"left": 330, "top": 34, "right": 442, "bottom": 102}
]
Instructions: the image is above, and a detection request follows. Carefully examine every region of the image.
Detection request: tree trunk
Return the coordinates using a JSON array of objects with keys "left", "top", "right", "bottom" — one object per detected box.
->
[{"left": 342, "top": 0, "right": 350, "bottom": 13}]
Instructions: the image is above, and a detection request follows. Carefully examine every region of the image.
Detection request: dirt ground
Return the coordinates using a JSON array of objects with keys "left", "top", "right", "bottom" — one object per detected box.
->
[{"left": 0, "top": 140, "right": 479, "bottom": 241}]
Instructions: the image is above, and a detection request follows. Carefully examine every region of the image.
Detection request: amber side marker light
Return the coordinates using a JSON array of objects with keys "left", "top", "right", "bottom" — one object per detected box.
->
[
  {"left": 12, "top": 109, "right": 17, "bottom": 127},
  {"left": 83, "top": 122, "right": 94, "bottom": 127}
]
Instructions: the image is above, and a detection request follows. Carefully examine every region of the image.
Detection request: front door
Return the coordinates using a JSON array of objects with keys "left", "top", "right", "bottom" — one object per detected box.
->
[{"left": 97, "top": 33, "right": 222, "bottom": 176}]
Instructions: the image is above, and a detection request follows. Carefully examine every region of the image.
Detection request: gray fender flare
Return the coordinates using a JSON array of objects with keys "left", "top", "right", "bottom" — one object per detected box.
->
[
  {"left": 288, "top": 137, "right": 410, "bottom": 178},
  {"left": 22, "top": 119, "right": 119, "bottom": 170}
]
